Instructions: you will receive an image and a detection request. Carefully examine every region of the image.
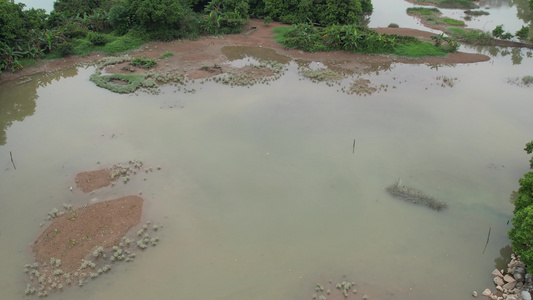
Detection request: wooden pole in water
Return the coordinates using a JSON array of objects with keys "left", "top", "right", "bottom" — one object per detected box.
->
[
  {"left": 10, "top": 151, "right": 16, "bottom": 170},
  {"left": 352, "top": 139, "right": 356, "bottom": 154},
  {"left": 483, "top": 227, "right": 491, "bottom": 254}
]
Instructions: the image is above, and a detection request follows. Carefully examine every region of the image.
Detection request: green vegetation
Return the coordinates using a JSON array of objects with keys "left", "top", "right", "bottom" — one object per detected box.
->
[
  {"left": 274, "top": 23, "right": 458, "bottom": 57},
  {"left": 509, "top": 141, "right": 533, "bottom": 273},
  {"left": 388, "top": 23, "right": 399, "bottom": 28},
  {"left": 411, "top": 0, "right": 478, "bottom": 9},
  {"left": 446, "top": 27, "right": 494, "bottom": 45},
  {"left": 464, "top": 10, "right": 489, "bottom": 16},
  {"left": 492, "top": 24, "right": 514, "bottom": 40},
  {"left": 130, "top": 57, "right": 157, "bottom": 69},
  {"left": 442, "top": 17, "right": 465, "bottom": 26},
  {"left": 516, "top": 26, "right": 530, "bottom": 42},
  {"left": 406, "top": 7, "right": 441, "bottom": 16},
  {"left": 2, "top": 0, "right": 375, "bottom": 77},
  {"left": 159, "top": 52, "right": 174, "bottom": 59},
  {"left": 523, "top": 75, "right": 533, "bottom": 86}
]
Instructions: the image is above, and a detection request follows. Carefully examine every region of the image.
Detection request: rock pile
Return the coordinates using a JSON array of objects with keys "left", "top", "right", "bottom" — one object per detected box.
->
[{"left": 476, "top": 254, "right": 532, "bottom": 300}]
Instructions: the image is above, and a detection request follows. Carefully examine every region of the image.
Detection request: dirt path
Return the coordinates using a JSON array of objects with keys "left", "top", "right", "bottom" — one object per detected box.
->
[{"left": 1, "top": 19, "right": 491, "bottom": 84}]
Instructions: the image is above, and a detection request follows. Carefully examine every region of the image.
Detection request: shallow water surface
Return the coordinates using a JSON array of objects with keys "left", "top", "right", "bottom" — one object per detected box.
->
[{"left": 1, "top": 48, "right": 533, "bottom": 299}]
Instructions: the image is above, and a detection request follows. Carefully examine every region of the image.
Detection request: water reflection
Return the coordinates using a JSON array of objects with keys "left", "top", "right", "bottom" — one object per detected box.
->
[
  {"left": 494, "top": 245, "right": 513, "bottom": 271},
  {"left": 0, "top": 67, "right": 80, "bottom": 145}
]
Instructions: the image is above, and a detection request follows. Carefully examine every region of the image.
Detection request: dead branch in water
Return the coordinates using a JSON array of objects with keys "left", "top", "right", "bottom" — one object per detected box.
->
[
  {"left": 483, "top": 227, "right": 491, "bottom": 254},
  {"left": 10, "top": 151, "right": 16, "bottom": 170}
]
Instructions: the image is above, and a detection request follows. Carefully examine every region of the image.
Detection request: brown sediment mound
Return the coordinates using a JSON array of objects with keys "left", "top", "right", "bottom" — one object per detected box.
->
[
  {"left": 32, "top": 196, "right": 143, "bottom": 273},
  {"left": 75, "top": 169, "right": 113, "bottom": 193}
]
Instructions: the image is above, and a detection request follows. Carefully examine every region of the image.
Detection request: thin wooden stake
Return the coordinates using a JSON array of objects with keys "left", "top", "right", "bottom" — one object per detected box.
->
[
  {"left": 352, "top": 139, "right": 356, "bottom": 154},
  {"left": 10, "top": 151, "right": 16, "bottom": 170},
  {"left": 482, "top": 227, "right": 491, "bottom": 254}
]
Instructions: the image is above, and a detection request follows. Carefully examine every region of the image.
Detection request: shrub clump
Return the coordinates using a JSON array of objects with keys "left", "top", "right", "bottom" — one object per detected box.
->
[
  {"left": 130, "top": 56, "right": 157, "bottom": 69},
  {"left": 87, "top": 31, "right": 108, "bottom": 46}
]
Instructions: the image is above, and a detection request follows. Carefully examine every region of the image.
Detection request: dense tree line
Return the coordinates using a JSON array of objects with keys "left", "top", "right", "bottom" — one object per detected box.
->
[{"left": 0, "top": 0, "right": 373, "bottom": 77}]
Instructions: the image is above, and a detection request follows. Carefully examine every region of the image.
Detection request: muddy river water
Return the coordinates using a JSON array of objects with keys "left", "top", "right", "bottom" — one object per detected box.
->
[{"left": 2, "top": 1, "right": 533, "bottom": 299}]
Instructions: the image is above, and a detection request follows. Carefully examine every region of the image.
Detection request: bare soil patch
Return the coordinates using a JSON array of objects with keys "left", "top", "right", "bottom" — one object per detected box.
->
[
  {"left": 32, "top": 196, "right": 143, "bottom": 273},
  {"left": 75, "top": 169, "right": 113, "bottom": 193},
  {"left": 1, "top": 19, "right": 491, "bottom": 85}
]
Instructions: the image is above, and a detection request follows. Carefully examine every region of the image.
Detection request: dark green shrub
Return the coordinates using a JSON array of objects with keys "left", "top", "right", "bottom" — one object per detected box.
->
[
  {"left": 87, "top": 31, "right": 108, "bottom": 46},
  {"left": 388, "top": 23, "right": 399, "bottom": 28},
  {"left": 492, "top": 24, "right": 513, "bottom": 40},
  {"left": 57, "top": 42, "right": 74, "bottom": 57},
  {"left": 516, "top": 26, "right": 530, "bottom": 42},
  {"left": 108, "top": 4, "right": 131, "bottom": 35}
]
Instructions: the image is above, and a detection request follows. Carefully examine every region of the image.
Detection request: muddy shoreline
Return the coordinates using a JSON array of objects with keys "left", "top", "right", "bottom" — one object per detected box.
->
[{"left": 0, "top": 19, "right": 491, "bottom": 85}]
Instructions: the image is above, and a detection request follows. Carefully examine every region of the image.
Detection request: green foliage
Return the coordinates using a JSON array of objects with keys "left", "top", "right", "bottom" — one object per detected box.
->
[
  {"left": 57, "top": 42, "right": 74, "bottom": 57},
  {"left": 131, "top": 56, "right": 157, "bottom": 68},
  {"left": 446, "top": 27, "right": 494, "bottom": 45},
  {"left": 388, "top": 23, "right": 399, "bottom": 28},
  {"left": 87, "top": 31, "right": 108, "bottom": 46},
  {"left": 263, "top": 0, "right": 372, "bottom": 26},
  {"left": 108, "top": 4, "right": 131, "bottom": 35},
  {"left": 509, "top": 141, "right": 533, "bottom": 273},
  {"left": 492, "top": 25, "right": 514, "bottom": 40},
  {"left": 200, "top": 0, "right": 249, "bottom": 35},
  {"left": 437, "top": 0, "right": 478, "bottom": 9},
  {"left": 516, "top": 26, "right": 530, "bottom": 42}
]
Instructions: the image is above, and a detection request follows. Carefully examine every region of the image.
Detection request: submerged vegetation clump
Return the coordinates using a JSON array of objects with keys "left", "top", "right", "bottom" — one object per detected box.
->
[
  {"left": 385, "top": 179, "right": 447, "bottom": 211},
  {"left": 311, "top": 277, "right": 368, "bottom": 300}
]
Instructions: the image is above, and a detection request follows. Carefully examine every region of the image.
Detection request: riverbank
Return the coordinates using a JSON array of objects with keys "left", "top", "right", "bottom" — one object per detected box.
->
[{"left": 0, "top": 19, "right": 490, "bottom": 85}]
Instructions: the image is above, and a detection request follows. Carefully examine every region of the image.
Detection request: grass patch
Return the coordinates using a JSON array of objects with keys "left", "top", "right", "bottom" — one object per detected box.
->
[
  {"left": 272, "top": 26, "right": 292, "bottom": 45},
  {"left": 71, "top": 32, "right": 149, "bottom": 56},
  {"left": 407, "top": 7, "right": 441, "bottom": 16},
  {"left": 446, "top": 27, "right": 494, "bottom": 45},
  {"left": 130, "top": 56, "right": 157, "bottom": 69},
  {"left": 412, "top": 0, "right": 478, "bottom": 9},
  {"left": 159, "top": 52, "right": 174, "bottom": 59},
  {"left": 464, "top": 10, "right": 490, "bottom": 16},
  {"left": 393, "top": 42, "right": 447, "bottom": 57},
  {"left": 443, "top": 18, "right": 465, "bottom": 26}
]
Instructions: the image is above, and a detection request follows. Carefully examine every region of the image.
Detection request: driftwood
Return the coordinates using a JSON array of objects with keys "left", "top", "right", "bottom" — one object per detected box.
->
[
  {"left": 10, "top": 151, "right": 16, "bottom": 170},
  {"left": 385, "top": 179, "right": 447, "bottom": 211}
]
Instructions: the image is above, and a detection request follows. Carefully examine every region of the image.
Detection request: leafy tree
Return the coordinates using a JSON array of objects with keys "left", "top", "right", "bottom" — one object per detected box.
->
[{"left": 516, "top": 25, "right": 530, "bottom": 42}]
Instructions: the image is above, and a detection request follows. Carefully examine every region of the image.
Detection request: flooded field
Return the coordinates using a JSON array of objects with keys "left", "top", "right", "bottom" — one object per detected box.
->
[{"left": 2, "top": 0, "right": 533, "bottom": 299}]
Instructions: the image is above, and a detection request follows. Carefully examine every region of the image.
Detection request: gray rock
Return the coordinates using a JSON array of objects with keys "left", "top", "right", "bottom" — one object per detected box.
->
[
  {"left": 514, "top": 273, "right": 524, "bottom": 283},
  {"left": 521, "top": 290, "right": 532, "bottom": 300},
  {"left": 494, "top": 276, "right": 505, "bottom": 286},
  {"left": 482, "top": 289, "right": 492, "bottom": 297},
  {"left": 507, "top": 295, "right": 518, "bottom": 300},
  {"left": 514, "top": 266, "right": 526, "bottom": 276},
  {"left": 492, "top": 269, "right": 504, "bottom": 277},
  {"left": 503, "top": 281, "right": 516, "bottom": 290},
  {"left": 504, "top": 274, "right": 516, "bottom": 283}
]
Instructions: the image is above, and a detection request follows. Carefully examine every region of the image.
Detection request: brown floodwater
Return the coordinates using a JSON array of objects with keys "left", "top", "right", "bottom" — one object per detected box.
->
[
  {"left": 3, "top": 0, "right": 533, "bottom": 298},
  {"left": 1, "top": 46, "right": 533, "bottom": 299}
]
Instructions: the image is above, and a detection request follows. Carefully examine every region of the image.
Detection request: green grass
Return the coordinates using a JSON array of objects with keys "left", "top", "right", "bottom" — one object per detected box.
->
[
  {"left": 443, "top": 18, "right": 465, "bottom": 26},
  {"left": 393, "top": 42, "right": 447, "bottom": 57},
  {"left": 18, "top": 58, "right": 40, "bottom": 68},
  {"left": 407, "top": 7, "right": 441, "bottom": 16},
  {"left": 72, "top": 31, "right": 149, "bottom": 56},
  {"left": 523, "top": 76, "right": 533, "bottom": 85},
  {"left": 159, "top": 52, "right": 174, "bottom": 59},
  {"left": 272, "top": 26, "right": 292, "bottom": 45},
  {"left": 446, "top": 27, "right": 494, "bottom": 45},
  {"left": 412, "top": 0, "right": 478, "bottom": 9}
]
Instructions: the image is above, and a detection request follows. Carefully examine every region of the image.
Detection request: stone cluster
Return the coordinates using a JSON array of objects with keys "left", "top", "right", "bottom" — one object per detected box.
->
[{"left": 476, "top": 254, "right": 532, "bottom": 300}]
